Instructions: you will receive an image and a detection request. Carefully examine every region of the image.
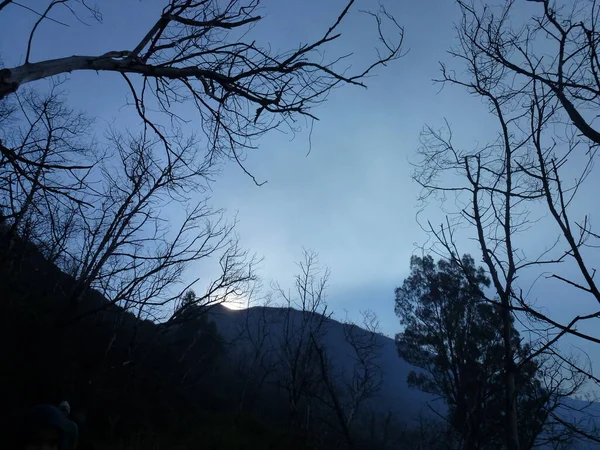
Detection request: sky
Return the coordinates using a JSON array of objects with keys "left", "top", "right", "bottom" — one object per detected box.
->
[{"left": 1, "top": 0, "right": 599, "bottom": 375}]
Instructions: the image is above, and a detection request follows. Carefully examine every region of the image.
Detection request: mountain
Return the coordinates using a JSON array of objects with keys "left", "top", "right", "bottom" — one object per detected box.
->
[
  {"left": 207, "top": 305, "right": 439, "bottom": 421},
  {"left": 207, "top": 304, "right": 600, "bottom": 449}
]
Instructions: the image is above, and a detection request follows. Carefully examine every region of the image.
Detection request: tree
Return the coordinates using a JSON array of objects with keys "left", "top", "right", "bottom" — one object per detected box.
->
[
  {"left": 0, "top": 86, "right": 258, "bottom": 332},
  {"left": 227, "top": 250, "right": 387, "bottom": 449},
  {"left": 0, "top": 0, "right": 403, "bottom": 181},
  {"left": 0, "top": 0, "right": 403, "bottom": 329},
  {"left": 455, "top": 0, "right": 600, "bottom": 147},
  {"left": 311, "top": 310, "right": 384, "bottom": 450},
  {"left": 0, "top": 1, "right": 404, "bottom": 437},
  {"left": 411, "top": 2, "right": 600, "bottom": 446},
  {"left": 0, "top": 85, "right": 94, "bottom": 268},
  {"left": 395, "top": 255, "right": 575, "bottom": 450}
]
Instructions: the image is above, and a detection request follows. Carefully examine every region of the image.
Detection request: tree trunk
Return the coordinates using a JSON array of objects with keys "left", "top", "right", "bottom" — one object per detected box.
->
[{"left": 501, "top": 295, "right": 520, "bottom": 450}]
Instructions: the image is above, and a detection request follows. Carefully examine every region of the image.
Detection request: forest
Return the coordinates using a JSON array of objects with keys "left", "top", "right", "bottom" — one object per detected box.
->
[{"left": 1, "top": 0, "right": 600, "bottom": 449}]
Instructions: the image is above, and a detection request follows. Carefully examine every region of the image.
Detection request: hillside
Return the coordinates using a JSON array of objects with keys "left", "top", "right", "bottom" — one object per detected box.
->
[
  {"left": 0, "top": 233, "right": 430, "bottom": 449},
  {"left": 2, "top": 232, "right": 600, "bottom": 449},
  {"left": 207, "top": 305, "right": 440, "bottom": 421},
  {"left": 208, "top": 305, "right": 600, "bottom": 449}
]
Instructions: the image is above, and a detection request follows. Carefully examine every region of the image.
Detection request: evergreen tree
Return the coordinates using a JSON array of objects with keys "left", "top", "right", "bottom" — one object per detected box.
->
[{"left": 395, "top": 255, "right": 549, "bottom": 449}]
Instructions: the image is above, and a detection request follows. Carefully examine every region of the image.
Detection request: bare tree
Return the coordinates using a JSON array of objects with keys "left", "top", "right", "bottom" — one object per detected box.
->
[
  {"left": 340, "top": 311, "right": 384, "bottom": 432},
  {"left": 0, "top": 86, "right": 94, "bottom": 267},
  {"left": 186, "top": 250, "right": 390, "bottom": 447},
  {"left": 455, "top": 0, "right": 600, "bottom": 147},
  {"left": 311, "top": 310, "right": 384, "bottom": 449},
  {"left": 0, "top": 91, "right": 257, "bottom": 330},
  {"left": 412, "top": 3, "right": 600, "bottom": 445},
  {"left": 0, "top": 0, "right": 403, "bottom": 333},
  {"left": 0, "top": 0, "right": 403, "bottom": 180},
  {"left": 258, "top": 250, "right": 384, "bottom": 448},
  {"left": 414, "top": 122, "right": 597, "bottom": 449},
  {"left": 60, "top": 128, "right": 258, "bottom": 324},
  {"left": 272, "top": 249, "right": 330, "bottom": 434},
  {"left": 448, "top": 0, "right": 600, "bottom": 373}
]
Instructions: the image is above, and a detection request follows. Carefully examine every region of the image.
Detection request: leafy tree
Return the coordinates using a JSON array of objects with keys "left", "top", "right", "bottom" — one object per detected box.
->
[{"left": 395, "top": 255, "right": 554, "bottom": 450}]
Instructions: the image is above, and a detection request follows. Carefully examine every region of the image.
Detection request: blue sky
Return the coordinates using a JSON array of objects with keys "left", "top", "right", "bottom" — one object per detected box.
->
[{"left": 1, "top": 0, "right": 599, "bottom": 376}]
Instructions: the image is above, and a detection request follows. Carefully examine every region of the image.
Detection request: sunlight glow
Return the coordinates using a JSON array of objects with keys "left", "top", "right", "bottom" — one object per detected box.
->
[{"left": 222, "top": 292, "right": 249, "bottom": 310}]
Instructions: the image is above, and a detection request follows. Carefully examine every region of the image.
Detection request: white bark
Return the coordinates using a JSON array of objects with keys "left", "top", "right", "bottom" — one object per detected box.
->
[{"left": 0, "top": 52, "right": 230, "bottom": 99}]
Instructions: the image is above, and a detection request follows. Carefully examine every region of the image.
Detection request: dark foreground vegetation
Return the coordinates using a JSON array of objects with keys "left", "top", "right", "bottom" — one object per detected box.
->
[
  {"left": 0, "top": 233, "right": 340, "bottom": 450},
  {"left": 2, "top": 230, "right": 424, "bottom": 449},
  {"left": 3, "top": 231, "right": 599, "bottom": 450},
  {"left": 1, "top": 233, "right": 238, "bottom": 449}
]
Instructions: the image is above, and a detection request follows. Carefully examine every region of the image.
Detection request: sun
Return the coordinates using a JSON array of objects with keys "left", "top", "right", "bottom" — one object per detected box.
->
[{"left": 222, "top": 292, "right": 248, "bottom": 310}]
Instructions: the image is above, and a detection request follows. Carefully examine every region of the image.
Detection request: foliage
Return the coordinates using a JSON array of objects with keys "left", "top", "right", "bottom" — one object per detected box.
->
[{"left": 395, "top": 254, "right": 554, "bottom": 449}]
